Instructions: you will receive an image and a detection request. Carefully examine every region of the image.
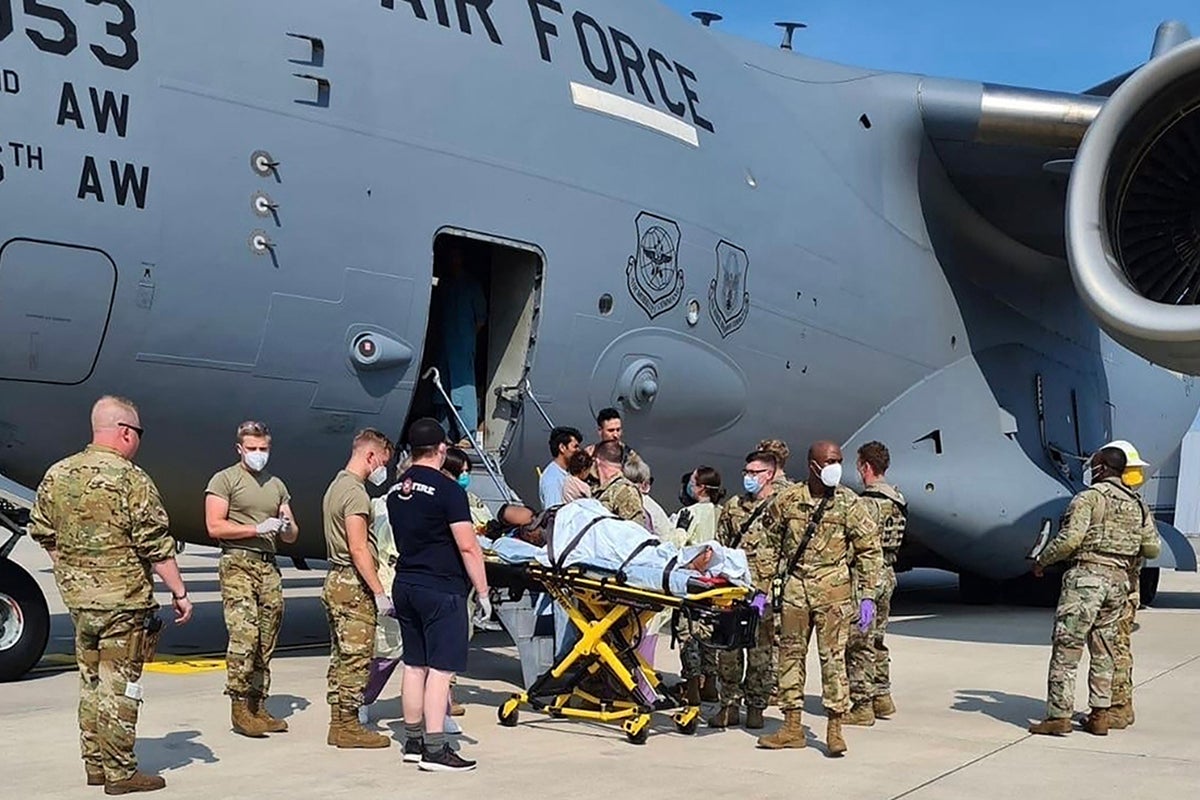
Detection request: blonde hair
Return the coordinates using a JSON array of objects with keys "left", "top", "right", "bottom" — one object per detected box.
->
[
  {"left": 91, "top": 395, "right": 139, "bottom": 432},
  {"left": 622, "top": 452, "right": 651, "bottom": 486},
  {"left": 353, "top": 428, "right": 394, "bottom": 455}
]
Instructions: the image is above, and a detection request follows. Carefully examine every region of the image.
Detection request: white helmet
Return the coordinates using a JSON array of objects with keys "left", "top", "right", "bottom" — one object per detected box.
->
[{"left": 1100, "top": 440, "right": 1150, "bottom": 467}]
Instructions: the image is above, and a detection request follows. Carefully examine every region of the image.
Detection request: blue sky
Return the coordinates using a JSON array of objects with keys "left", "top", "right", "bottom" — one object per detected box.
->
[{"left": 659, "top": 1, "right": 1195, "bottom": 92}]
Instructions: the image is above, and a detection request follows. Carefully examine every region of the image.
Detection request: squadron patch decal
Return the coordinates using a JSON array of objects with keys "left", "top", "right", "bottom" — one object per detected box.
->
[
  {"left": 709, "top": 240, "right": 750, "bottom": 337},
  {"left": 626, "top": 212, "right": 684, "bottom": 319}
]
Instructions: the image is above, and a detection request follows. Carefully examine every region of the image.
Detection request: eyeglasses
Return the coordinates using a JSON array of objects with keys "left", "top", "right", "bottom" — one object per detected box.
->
[{"left": 118, "top": 422, "right": 144, "bottom": 439}]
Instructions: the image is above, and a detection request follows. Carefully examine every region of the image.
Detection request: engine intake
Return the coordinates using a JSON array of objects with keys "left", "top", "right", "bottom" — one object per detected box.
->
[{"left": 1068, "top": 38, "right": 1200, "bottom": 374}]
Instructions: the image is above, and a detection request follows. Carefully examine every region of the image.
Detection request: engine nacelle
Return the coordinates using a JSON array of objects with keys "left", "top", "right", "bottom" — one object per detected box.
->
[{"left": 1067, "top": 38, "right": 1200, "bottom": 374}]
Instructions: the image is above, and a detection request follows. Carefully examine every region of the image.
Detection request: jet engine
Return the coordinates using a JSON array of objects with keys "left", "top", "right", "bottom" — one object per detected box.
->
[{"left": 1067, "top": 39, "right": 1200, "bottom": 374}]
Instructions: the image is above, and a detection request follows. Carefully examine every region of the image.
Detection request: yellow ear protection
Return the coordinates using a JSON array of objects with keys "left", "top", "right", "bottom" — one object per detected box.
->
[{"left": 1122, "top": 467, "right": 1145, "bottom": 488}]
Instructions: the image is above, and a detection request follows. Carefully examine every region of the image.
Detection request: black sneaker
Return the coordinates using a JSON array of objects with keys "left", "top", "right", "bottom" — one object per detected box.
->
[
  {"left": 402, "top": 738, "right": 423, "bottom": 763},
  {"left": 418, "top": 743, "right": 476, "bottom": 772}
]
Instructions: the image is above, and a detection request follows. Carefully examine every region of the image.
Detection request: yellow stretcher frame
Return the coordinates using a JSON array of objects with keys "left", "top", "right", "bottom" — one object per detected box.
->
[{"left": 496, "top": 562, "right": 751, "bottom": 744}]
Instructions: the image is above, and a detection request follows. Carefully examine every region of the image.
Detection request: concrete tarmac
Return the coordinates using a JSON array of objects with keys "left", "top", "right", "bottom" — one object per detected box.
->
[{"left": 4, "top": 536, "right": 1199, "bottom": 800}]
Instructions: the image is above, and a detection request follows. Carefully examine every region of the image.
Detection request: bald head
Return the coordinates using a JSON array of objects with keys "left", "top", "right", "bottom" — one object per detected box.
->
[
  {"left": 91, "top": 395, "right": 143, "bottom": 459},
  {"left": 808, "top": 440, "right": 841, "bottom": 465}
]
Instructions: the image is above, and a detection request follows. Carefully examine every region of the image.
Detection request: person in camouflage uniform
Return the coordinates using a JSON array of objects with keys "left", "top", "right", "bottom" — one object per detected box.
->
[
  {"left": 1110, "top": 558, "right": 1141, "bottom": 729},
  {"left": 757, "top": 438, "right": 791, "bottom": 702},
  {"left": 1104, "top": 439, "right": 1152, "bottom": 731},
  {"left": 845, "top": 441, "right": 907, "bottom": 726},
  {"left": 1029, "top": 444, "right": 1160, "bottom": 737},
  {"left": 321, "top": 429, "right": 395, "bottom": 749},
  {"left": 29, "top": 396, "right": 193, "bottom": 795},
  {"left": 757, "top": 441, "right": 881, "bottom": 757},
  {"left": 593, "top": 440, "right": 647, "bottom": 526},
  {"left": 204, "top": 420, "right": 299, "bottom": 738},
  {"left": 709, "top": 450, "right": 781, "bottom": 730}
]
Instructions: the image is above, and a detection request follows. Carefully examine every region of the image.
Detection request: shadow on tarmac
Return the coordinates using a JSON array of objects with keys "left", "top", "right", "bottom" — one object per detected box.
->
[
  {"left": 265, "top": 694, "right": 312, "bottom": 720},
  {"left": 951, "top": 689, "right": 1044, "bottom": 729},
  {"left": 135, "top": 730, "right": 218, "bottom": 773}
]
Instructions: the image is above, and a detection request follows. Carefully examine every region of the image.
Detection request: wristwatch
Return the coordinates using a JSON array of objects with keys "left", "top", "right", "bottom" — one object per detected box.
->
[{"left": 172, "top": 591, "right": 188, "bottom": 600}]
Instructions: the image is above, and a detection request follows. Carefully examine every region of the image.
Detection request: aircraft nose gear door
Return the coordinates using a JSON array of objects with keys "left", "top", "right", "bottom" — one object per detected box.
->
[{"left": 423, "top": 368, "right": 517, "bottom": 506}]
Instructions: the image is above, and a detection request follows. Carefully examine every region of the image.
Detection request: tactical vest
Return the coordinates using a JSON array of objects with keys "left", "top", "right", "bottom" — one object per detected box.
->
[
  {"left": 1073, "top": 482, "right": 1148, "bottom": 559},
  {"left": 862, "top": 489, "right": 907, "bottom": 552}
]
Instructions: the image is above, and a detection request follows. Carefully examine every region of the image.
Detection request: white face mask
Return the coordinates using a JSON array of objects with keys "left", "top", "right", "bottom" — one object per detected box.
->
[
  {"left": 1083, "top": 464, "right": 1094, "bottom": 487},
  {"left": 243, "top": 450, "right": 269, "bottom": 473},
  {"left": 819, "top": 462, "right": 842, "bottom": 488},
  {"left": 368, "top": 464, "right": 388, "bottom": 486}
]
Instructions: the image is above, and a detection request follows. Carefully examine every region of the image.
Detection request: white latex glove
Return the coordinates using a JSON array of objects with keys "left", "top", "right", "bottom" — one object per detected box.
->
[
  {"left": 474, "top": 594, "right": 493, "bottom": 624},
  {"left": 374, "top": 593, "right": 394, "bottom": 617},
  {"left": 255, "top": 517, "right": 284, "bottom": 535}
]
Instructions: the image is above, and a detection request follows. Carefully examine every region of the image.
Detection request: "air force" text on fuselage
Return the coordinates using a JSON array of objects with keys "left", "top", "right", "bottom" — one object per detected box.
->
[{"left": 380, "top": 0, "right": 714, "bottom": 134}]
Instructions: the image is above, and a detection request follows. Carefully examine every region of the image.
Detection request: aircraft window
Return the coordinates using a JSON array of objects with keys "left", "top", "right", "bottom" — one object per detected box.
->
[
  {"left": 951, "top": 335, "right": 957, "bottom": 349},
  {"left": 925, "top": 483, "right": 936, "bottom": 493},
  {"left": 598, "top": 293, "right": 614, "bottom": 315},
  {"left": 685, "top": 298, "right": 700, "bottom": 326},
  {"left": 859, "top": 114, "right": 872, "bottom": 130}
]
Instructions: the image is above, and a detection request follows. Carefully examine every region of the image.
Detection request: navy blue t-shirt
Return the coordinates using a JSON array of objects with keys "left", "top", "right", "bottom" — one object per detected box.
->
[{"left": 388, "top": 465, "right": 473, "bottom": 596}]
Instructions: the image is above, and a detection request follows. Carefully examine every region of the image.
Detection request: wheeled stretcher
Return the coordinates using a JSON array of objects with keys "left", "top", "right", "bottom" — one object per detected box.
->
[{"left": 495, "top": 562, "right": 763, "bottom": 744}]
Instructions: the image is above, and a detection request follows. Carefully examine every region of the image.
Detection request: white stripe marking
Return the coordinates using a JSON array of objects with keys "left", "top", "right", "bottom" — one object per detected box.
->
[{"left": 569, "top": 82, "right": 700, "bottom": 147}]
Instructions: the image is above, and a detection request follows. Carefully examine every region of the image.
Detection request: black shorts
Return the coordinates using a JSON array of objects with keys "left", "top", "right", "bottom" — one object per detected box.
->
[{"left": 394, "top": 582, "right": 469, "bottom": 673}]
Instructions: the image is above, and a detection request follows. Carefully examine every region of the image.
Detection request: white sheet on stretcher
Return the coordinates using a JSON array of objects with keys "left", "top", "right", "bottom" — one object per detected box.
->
[{"left": 481, "top": 499, "right": 751, "bottom": 597}]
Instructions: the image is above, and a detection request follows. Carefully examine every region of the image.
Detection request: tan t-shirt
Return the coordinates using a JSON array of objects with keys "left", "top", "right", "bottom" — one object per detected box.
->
[
  {"left": 205, "top": 464, "right": 290, "bottom": 554},
  {"left": 323, "top": 470, "right": 374, "bottom": 568}
]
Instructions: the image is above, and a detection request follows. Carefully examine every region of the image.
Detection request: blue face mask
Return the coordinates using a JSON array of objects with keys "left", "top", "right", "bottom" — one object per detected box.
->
[
  {"left": 686, "top": 482, "right": 697, "bottom": 500},
  {"left": 457, "top": 473, "right": 471, "bottom": 490},
  {"left": 743, "top": 475, "right": 760, "bottom": 495}
]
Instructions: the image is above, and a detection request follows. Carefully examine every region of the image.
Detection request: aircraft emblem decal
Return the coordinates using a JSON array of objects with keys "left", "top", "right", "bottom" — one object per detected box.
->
[
  {"left": 626, "top": 212, "right": 684, "bottom": 319},
  {"left": 709, "top": 240, "right": 750, "bottom": 337}
]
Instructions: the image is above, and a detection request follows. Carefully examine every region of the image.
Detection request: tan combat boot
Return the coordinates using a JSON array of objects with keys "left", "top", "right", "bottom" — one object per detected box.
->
[
  {"left": 826, "top": 712, "right": 847, "bottom": 756},
  {"left": 700, "top": 675, "right": 720, "bottom": 703},
  {"left": 756, "top": 709, "right": 806, "bottom": 749},
  {"left": 249, "top": 695, "right": 288, "bottom": 733},
  {"left": 1107, "top": 704, "right": 1130, "bottom": 730},
  {"left": 327, "top": 706, "right": 341, "bottom": 746},
  {"left": 745, "top": 707, "right": 765, "bottom": 729},
  {"left": 332, "top": 707, "right": 390, "bottom": 749},
  {"left": 1082, "top": 708, "right": 1109, "bottom": 736},
  {"left": 104, "top": 772, "right": 166, "bottom": 795},
  {"left": 873, "top": 694, "right": 896, "bottom": 718},
  {"left": 843, "top": 702, "right": 876, "bottom": 727},
  {"left": 449, "top": 688, "right": 465, "bottom": 717},
  {"left": 1028, "top": 717, "right": 1072, "bottom": 736},
  {"left": 86, "top": 765, "right": 105, "bottom": 786},
  {"left": 231, "top": 697, "right": 268, "bottom": 738},
  {"left": 706, "top": 704, "right": 740, "bottom": 728}
]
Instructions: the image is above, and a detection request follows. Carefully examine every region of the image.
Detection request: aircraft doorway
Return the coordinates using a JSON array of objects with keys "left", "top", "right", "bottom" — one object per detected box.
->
[{"left": 407, "top": 230, "right": 543, "bottom": 462}]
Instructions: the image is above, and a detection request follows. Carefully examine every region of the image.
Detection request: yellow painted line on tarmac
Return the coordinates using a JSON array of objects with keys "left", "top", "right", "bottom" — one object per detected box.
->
[
  {"left": 32, "top": 641, "right": 329, "bottom": 675},
  {"left": 143, "top": 657, "right": 226, "bottom": 674}
]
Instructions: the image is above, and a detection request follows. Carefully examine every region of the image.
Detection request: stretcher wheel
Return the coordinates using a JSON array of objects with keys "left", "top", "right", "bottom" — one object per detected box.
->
[
  {"left": 498, "top": 700, "right": 520, "bottom": 728},
  {"left": 675, "top": 716, "right": 699, "bottom": 735},
  {"left": 626, "top": 726, "right": 649, "bottom": 745}
]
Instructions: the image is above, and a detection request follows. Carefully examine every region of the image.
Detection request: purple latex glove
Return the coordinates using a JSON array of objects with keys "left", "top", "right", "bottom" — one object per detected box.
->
[
  {"left": 857, "top": 598, "right": 877, "bottom": 632},
  {"left": 750, "top": 592, "right": 769, "bottom": 617}
]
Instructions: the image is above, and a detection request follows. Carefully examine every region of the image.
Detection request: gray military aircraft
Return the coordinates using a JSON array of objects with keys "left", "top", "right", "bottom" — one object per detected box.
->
[{"left": 1, "top": 1, "right": 1198, "bottom": 681}]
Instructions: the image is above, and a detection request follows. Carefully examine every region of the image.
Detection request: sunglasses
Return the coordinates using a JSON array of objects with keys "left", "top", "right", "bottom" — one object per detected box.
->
[{"left": 118, "top": 422, "right": 144, "bottom": 439}]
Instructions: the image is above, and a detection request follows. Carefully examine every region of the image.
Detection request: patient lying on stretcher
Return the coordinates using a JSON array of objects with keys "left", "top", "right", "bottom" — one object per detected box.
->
[{"left": 481, "top": 499, "right": 749, "bottom": 595}]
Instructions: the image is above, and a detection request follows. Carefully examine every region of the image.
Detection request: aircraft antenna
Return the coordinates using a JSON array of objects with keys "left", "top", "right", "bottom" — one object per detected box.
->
[
  {"left": 775, "top": 21, "right": 808, "bottom": 50},
  {"left": 692, "top": 11, "right": 722, "bottom": 27}
]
